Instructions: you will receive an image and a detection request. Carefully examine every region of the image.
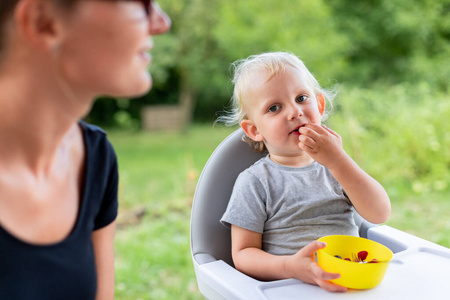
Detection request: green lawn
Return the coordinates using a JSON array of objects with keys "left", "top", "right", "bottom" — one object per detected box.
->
[
  {"left": 110, "top": 125, "right": 235, "bottom": 300},
  {"left": 108, "top": 124, "right": 449, "bottom": 299}
]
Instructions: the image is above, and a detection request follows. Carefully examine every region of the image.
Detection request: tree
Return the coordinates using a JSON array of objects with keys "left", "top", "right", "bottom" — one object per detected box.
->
[
  {"left": 328, "top": 0, "right": 450, "bottom": 90},
  {"left": 87, "top": 0, "right": 449, "bottom": 127},
  {"left": 150, "top": 0, "right": 349, "bottom": 122}
]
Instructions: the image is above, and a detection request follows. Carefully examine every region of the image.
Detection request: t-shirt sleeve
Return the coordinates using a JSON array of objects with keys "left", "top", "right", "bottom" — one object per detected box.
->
[
  {"left": 94, "top": 140, "right": 119, "bottom": 230},
  {"left": 220, "top": 171, "right": 267, "bottom": 234}
]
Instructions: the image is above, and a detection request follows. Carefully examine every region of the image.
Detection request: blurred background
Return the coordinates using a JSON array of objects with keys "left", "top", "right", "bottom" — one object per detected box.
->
[{"left": 84, "top": 0, "right": 450, "bottom": 298}]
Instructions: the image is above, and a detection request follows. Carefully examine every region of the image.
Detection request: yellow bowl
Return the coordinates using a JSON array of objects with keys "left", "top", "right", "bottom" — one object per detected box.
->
[{"left": 317, "top": 235, "right": 393, "bottom": 289}]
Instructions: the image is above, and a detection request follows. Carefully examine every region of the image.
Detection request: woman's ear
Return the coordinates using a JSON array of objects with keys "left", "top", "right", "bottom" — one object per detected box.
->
[
  {"left": 240, "top": 119, "right": 264, "bottom": 142},
  {"left": 317, "top": 94, "right": 326, "bottom": 116},
  {"left": 14, "top": 0, "right": 62, "bottom": 51}
]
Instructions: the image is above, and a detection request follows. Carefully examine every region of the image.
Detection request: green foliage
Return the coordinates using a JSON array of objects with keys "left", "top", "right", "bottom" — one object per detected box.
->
[
  {"left": 330, "top": 82, "right": 450, "bottom": 196},
  {"left": 214, "top": 0, "right": 348, "bottom": 78},
  {"left": 86, "top": 0, "right": 450, "bottom": 126},
  {"left": 329, "top": 0, "right": 450, "bottom": 88}
]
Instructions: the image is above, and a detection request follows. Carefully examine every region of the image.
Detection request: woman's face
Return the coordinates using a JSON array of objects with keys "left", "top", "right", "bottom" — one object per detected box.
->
[{"left": 55, "top": 0, "right": 171, "bottom": 98}]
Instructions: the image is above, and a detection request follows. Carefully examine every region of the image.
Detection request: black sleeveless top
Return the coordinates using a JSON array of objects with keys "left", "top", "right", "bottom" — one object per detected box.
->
[{"left": 0, "top": 122, "right": 119, "bottom": 300}]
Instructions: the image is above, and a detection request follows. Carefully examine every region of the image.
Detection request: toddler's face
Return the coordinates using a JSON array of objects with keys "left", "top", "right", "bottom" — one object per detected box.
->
[{"left": 240, "top": 66, "right": 324, "bottom": 159}]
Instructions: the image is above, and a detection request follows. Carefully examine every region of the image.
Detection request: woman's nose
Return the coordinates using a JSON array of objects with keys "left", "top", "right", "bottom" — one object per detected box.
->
[{"left": 149, "top": 2, "right": 172, "bottom": 35}]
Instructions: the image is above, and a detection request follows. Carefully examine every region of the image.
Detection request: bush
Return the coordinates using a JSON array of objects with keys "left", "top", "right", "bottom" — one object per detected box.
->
[{"left": 329, "top": 82, "right": 450, "bottom": 197}]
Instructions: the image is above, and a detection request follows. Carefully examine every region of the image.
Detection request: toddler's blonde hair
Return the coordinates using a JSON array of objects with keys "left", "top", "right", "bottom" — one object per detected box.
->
[{"left": 217, "top": 51, "right": 337, "bottom": 152}]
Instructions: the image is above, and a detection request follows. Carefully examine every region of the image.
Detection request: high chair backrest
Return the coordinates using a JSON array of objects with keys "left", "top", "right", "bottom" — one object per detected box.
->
[{"left": 190, "top": 128, "right": 266, "bottom": 267}]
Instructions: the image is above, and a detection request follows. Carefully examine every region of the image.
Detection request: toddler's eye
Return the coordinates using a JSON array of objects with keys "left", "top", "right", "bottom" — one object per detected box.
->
[
  {"left": 296, "top": 95, "right": 307, "bottom": 103},
  {"left": 268, "top": 105, "right": 280, "bottom": 112}
]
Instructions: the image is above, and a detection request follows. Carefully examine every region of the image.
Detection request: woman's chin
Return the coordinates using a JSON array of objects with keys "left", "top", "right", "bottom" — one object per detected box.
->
[
  {"left": 131, "top": 73, "right": 153, "bottom": 96},
  {"left": 133, "top": 78, "right": 153, "bottom": 97},
  {"left": 109, "top": 75, "right": 153, "bottom": 98}
]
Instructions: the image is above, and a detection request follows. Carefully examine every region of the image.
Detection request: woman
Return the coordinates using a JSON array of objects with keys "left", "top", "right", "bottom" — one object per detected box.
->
[{"left": 0, "top": 0, "right": 170, "bottom": 299}]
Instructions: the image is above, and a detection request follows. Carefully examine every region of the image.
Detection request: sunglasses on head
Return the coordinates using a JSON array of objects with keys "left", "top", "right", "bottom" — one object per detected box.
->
[
  {"left": 130, "top": 0, "right": 152, "bottom": 15},
  {"left": 107, "top": 0, "right": 151, "bottom": 15}
]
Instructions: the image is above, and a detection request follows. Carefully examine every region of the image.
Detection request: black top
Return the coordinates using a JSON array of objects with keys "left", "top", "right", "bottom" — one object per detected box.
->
[{"left": 0, "top": 121, "right": 119, "bottom": 300}]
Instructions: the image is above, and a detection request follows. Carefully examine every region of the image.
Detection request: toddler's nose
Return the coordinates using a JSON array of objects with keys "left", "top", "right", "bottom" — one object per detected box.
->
[{"left": 288, "top": 104, "right": 303, "bottom": 120}]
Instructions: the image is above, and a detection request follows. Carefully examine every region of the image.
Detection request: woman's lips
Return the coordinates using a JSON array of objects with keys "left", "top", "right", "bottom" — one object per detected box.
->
[
  {"left": 139, "top": 50, "right": 151, "bottom": 63},
  {"left": 139, "top": 42, "right": 153, "bottom": 63}
]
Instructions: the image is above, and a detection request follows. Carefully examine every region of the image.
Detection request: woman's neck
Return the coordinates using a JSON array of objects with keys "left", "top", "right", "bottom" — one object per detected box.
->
[{"left": 0, "top": 65, "right": 91, "bottom": 174}]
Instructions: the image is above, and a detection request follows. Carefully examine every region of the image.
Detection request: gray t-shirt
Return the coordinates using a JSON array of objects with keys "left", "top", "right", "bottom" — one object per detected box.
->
[{"left": 221, "top": 156, "right": 358, "bottom": 255}]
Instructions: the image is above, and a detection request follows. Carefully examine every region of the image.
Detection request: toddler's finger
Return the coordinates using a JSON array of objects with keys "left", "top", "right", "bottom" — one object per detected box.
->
[
  {"left": 322, "top": 125, "right": 339, "bottom": 137},
  {"left": 299, "top": 135, "right": 320, "bottom": 154},
  {"left": 312, "top": 263, "right": 341, "bottom": 281},
  {"left": 317, "top": 280, "right": 347, "bottom": 293},
  {"left": 304, "top": 123, "right": 323, "bottom": 130},
  {"left": 301, "top": 240, "right": 327, "bottom": 257}
]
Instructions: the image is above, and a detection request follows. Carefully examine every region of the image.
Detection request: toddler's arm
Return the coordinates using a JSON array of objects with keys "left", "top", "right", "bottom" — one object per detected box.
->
[
  {"left": 231, "top": 225, "right": 347, "bottom": 293},
  {"left": 298, "top": 124, "right": 391, "bottom": 223}
]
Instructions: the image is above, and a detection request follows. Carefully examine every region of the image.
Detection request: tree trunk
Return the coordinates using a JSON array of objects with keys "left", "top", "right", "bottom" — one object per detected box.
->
[{"left": 179, "top": 73, "right": 197, "bottom": 131}]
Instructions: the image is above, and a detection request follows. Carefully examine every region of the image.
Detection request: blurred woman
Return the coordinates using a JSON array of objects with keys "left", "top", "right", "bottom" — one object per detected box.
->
[{"left": 0, "top": 0, "right": 170, "bottom": 299}]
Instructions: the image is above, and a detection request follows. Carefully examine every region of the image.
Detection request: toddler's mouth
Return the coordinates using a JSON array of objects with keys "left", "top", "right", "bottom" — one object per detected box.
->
[{"left": 290, "top": 124, "right": 306, "bottom": 135}]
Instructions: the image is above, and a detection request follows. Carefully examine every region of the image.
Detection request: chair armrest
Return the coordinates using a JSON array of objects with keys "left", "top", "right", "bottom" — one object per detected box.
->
[
  {"left": 196, "top": 260, "right": 263, "bottom": 300},
  {"left": 367, "top": 225, "right": 449, "bottom": 253}
]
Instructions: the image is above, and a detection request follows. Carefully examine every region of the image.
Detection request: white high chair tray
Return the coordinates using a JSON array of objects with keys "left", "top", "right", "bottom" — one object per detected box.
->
[
  {"left": 257, "top": 226, "right": 450, "bottom": 299},
  {"left": 258, "top": 248, "right": 450, "bottom": 299},
  {"left": 197, "top": 225, "right": 450, "bottom": 300}
]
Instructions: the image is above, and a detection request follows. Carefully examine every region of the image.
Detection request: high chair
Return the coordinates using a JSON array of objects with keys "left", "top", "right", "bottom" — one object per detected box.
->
[{"left": 190, "top": 128, "right": 450, "bottom": 299}]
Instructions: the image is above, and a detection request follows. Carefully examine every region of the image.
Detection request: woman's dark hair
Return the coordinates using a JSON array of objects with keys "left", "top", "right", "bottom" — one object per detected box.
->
[{"left": 0, "top": 0, "right": 18, "bottom": 52}]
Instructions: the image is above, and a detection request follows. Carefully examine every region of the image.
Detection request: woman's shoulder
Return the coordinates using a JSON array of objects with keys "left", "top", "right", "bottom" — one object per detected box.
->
[
  {"left": 79, "top": 120, "right": 114, "bottom": 148},
  {"left": 78, "top": 121, "right": 117, "bottom": 166},
  {"left": 79, "top": 120, "right": 106, "bottom": 136}
]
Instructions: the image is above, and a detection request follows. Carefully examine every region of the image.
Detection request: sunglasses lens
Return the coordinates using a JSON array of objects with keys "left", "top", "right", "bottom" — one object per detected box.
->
[{"left": 143, "top": 0, "right": 151, "bottom": 15}]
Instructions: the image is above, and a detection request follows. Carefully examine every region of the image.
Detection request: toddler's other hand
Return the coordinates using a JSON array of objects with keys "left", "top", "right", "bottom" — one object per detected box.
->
[{"left": 286, "top": 240, "right": 347, "bottom": 293}]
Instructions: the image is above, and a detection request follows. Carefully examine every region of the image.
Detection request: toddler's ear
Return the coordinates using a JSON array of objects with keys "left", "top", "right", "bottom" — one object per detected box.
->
[
  {"left": 240, "top": 120, "right": 264, "bottom": 142},
  {"left": 317, "top": 94, "right": 326, "bottom": 116}
]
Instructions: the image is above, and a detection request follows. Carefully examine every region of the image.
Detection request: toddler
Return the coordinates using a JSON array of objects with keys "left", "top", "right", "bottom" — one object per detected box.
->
[{"left": 219, "top": 52, "right": 391, "bottom": 292}]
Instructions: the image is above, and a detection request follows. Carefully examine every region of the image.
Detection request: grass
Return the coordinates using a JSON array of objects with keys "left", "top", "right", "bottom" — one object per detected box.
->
[
  {"left": 388, "top": 192, "right": 450, "bottom": 247},
  {"left": 110, "top": 124, "right": 235, "bottom": 300},
  {"left": 108, "top": 123, "right": 449, "bottom": 299}
]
